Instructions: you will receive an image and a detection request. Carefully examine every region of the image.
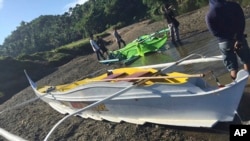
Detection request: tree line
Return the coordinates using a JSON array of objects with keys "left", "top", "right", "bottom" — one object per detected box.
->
[{"left": 0, "top": 0, "right": 248, "bottom": 57}]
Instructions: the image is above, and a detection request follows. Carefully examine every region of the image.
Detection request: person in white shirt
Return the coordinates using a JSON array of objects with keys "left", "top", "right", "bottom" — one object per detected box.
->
[{"left": 90, "top": 34, "right": 105, "bottom": 61}]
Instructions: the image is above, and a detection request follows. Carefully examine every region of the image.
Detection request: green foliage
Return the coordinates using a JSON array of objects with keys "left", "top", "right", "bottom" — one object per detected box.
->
[
  {"left": 240, "top": 0, "right": 250, "bottom": 6},
  {"left": 0, "top": 92, "right": 3, "bottom": 98},
  {"left": 178, "top": 0, "right": 208, "bottom": 13},
  {"left": 17, "top": 36, "right": 94, "bottom": 67},
  {"left": 47, "top": 53, "right": 74, "bottom": 67}
]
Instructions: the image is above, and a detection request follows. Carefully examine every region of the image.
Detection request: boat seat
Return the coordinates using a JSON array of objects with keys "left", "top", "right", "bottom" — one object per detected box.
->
[
  {"left": 121, "top": 71, "right": 151, "bottom": 82},
  {"left": 103, "top": 72, "right": 127, "bottom": 80}
]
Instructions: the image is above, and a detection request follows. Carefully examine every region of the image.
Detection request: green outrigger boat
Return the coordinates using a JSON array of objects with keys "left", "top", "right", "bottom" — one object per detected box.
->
[{"left": 100, "top": 28, "right": 170, "bottom": 65}]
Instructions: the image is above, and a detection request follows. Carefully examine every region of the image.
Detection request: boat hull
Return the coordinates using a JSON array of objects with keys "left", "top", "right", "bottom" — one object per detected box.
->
[{"left": 26, "top": 69, "right": 249, "bottom": 127}]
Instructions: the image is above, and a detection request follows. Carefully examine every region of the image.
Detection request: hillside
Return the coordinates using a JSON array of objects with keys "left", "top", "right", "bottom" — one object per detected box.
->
[{"left": 0, "top": 5, "right": 250, "bottom": 141}]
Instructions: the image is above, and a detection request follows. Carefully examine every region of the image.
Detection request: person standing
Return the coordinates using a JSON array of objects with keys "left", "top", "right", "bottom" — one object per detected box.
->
[
  {"left": 113, "top": 27, "right": 126, "bottom": 49},
  {"left": 206, "top": 0, "right": 250, "bottom": 80},
  {"left": 96, "top": 35, "right": 109, "bottom": 58},
  {"left": 163, "top": 3, "right": 180, "bottom": 43},
  {"left": 89, "top": 34, "right": 105, "bottom": 61}
]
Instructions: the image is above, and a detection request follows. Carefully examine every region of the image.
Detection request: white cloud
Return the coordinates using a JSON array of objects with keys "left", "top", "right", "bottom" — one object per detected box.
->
[
  {"left": 76, "top": 0, "right": 88, "bottom": 5},
  {"left": 65, "top": 0, "right": 88, "bottom": 10},
  {"left": 0, "top": 0, "right": 3, "bottom": 10}
]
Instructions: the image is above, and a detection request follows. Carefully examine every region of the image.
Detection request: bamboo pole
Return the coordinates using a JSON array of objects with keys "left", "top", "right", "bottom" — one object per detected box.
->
[
  {"left": 88, "top": 73, "right": 205, "bottom": 82},
  {"left": 137, "top": 55, "right": 223, "bottom": 69}
]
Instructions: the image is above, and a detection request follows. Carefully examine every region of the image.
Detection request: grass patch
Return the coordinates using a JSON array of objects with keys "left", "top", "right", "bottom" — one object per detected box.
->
[{"left": 0, "top": 92, "right": 3, "bottom": 98}]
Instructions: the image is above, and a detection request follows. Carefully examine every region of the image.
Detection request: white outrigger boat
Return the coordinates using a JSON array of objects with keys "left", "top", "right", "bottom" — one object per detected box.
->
[{"left": 24, "top": 54, "right": 249, "bottom": 130}]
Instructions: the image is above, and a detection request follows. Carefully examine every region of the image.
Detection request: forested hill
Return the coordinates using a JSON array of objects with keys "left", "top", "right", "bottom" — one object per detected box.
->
[{"left": 0, "top": 0, "right": 212, "bottom": 57}]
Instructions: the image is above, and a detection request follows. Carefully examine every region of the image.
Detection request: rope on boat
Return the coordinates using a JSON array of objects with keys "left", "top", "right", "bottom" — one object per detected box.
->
[{"left": 209, "top": 70, "right": 225, "bottom": 87}]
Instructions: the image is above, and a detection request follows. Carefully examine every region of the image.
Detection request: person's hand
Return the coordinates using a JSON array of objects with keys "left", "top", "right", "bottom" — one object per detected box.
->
[{"left": 234, "top": 41, "right": 242, "bottom": 53}]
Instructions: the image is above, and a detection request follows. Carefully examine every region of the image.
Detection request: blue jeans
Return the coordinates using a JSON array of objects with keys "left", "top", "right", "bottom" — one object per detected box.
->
[{"left": 218, "top": 38, "right": 250, "bottom": 71}]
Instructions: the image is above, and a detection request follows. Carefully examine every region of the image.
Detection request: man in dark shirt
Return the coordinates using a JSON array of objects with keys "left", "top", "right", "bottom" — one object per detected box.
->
[
  {"left": 96, "top": 36, "right": 109, "bottom": 58},
  {"left": 163, "top": 3, "right": 180, "bottom": 43},
  {"left": 113, "top": 27, "right": 126, "bottom": 49},
  {"left": 206, "top": 0, "right": 250, "bottom": 79}
]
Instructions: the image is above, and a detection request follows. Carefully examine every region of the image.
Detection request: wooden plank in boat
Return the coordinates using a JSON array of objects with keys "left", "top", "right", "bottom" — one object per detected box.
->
[
  {"left": 103, "top": 72, "right": 127, "bottom": 80},
  {"left": 121, "top": 71, "right": 151, "bottom": 82}
]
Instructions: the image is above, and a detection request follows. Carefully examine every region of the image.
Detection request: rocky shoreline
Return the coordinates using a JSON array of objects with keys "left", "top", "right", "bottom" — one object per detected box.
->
[{"left": 0, "top": 5, "right": 250, "bottom": 141}]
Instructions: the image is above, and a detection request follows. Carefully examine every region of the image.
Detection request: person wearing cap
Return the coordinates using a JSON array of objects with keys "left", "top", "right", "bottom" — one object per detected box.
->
[{"left": 163, "top": 3, "right": 180, "bottom": 43}]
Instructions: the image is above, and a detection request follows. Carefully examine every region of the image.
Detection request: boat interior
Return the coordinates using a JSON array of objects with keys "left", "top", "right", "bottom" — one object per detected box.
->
[{"left": 37, "top": 68, "right": 210, "bottom": 93}]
